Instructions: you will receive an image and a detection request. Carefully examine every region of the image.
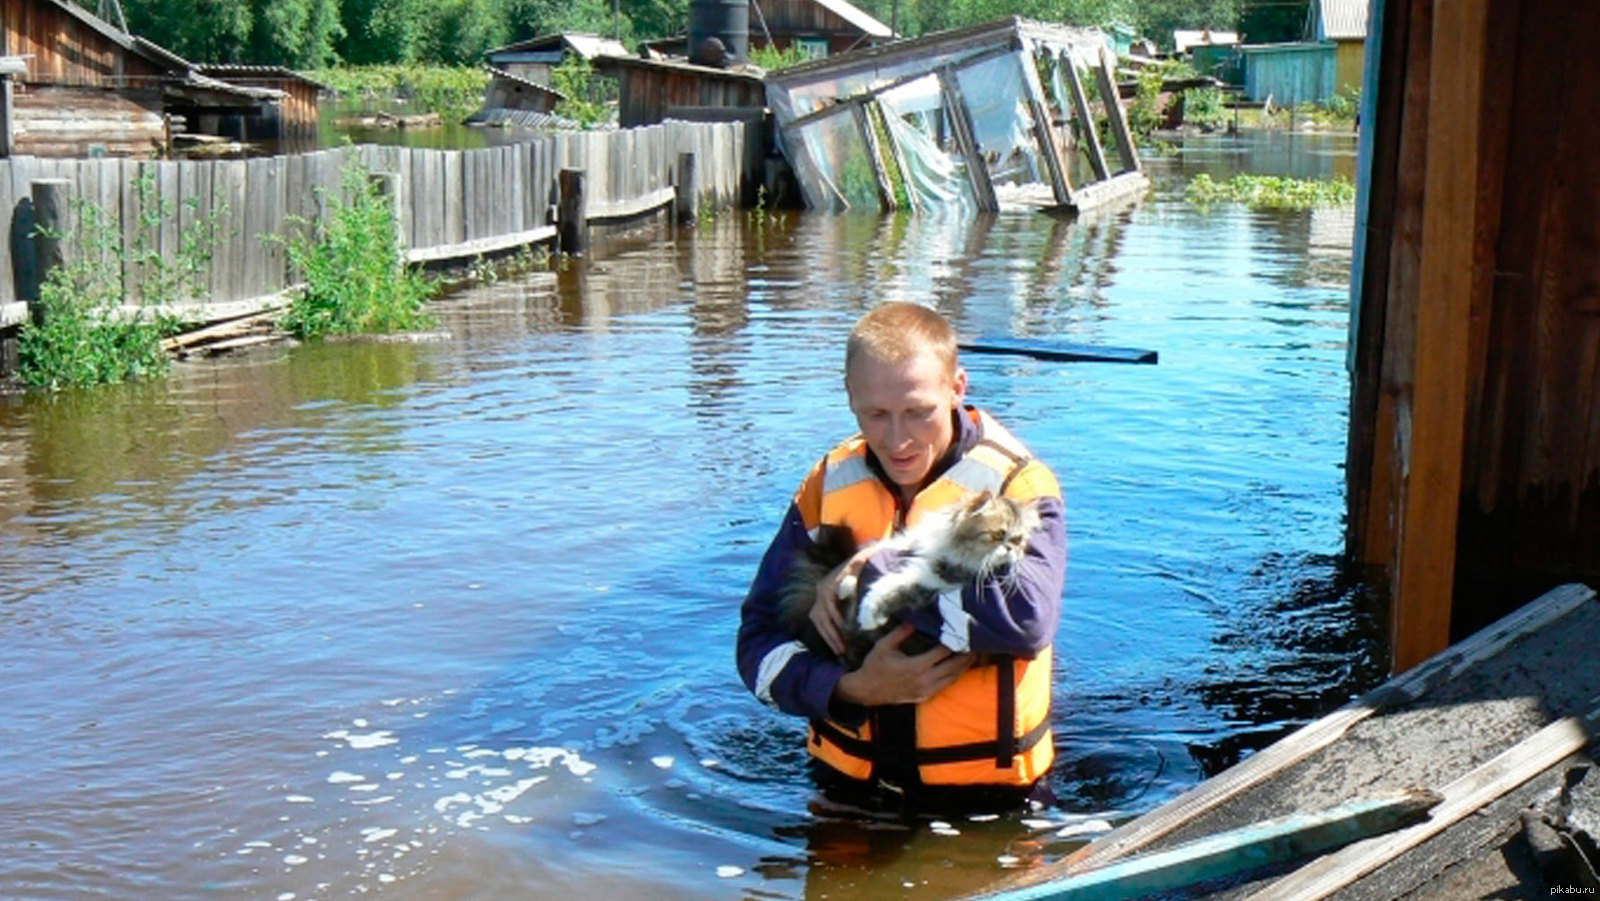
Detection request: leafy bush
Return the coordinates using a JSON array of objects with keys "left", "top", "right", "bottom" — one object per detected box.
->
[
  {"left": 1126, "top": 67, "right": 1165, "bottom": 139},
  {"left": 551, "top": 56, "right": 615, "bottom": 128},
  {"left": 17, "top": 176, "right": 222, "bottom": 389},
  {"left": 1182, "top": 87, "right": 1227, "bottom": 131},
  {"left": 279, "top": 162, "right": 437, "bottom": 340},
  {"left": 749, "top": 43, "right": 810, "bottom": 71},
  {"left": 1187, "top": 173, "right": 1357, "bottom": 209},
  {"left": 312, "top": 65, "right": 489, "bottom": 122}
]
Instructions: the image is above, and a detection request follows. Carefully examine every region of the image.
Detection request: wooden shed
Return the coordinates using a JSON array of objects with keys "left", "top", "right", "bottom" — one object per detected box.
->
[
  {"left": 196, "top": 64, "right": 327, "bottom": 140},
  {"left": 1305, "top": 0, "right": 1367, "bottom": 95},
  {"left": 642, "top": 0, "right": 893, "bottom": 61},
  {"left": 484, "top": 33, "right": 629, "bottom": 87},
  {"left": 478, "top": 66, "right": 565, "bottom": 116},
  {"left": 0, "top": 0, "right": 277, "bottom": 156},
  {"left": 591, "top": 54, "right": 766, "bottom": 129},
  {"left": 1345, "top": 0, "right": 1600, "bottom": 671}
]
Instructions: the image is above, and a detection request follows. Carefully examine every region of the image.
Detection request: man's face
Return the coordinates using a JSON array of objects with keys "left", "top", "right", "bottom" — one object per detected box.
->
[{"left": 846, "top": 349, "right": 968, "bottom": 493}]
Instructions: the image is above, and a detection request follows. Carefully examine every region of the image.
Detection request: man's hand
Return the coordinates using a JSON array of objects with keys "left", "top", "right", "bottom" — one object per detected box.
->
[
  {"left": 808, "top": 547, "right": 874, "bottom": 656},
  {"left": 834, "top": 623, "right": 974, "bottom": 706}
]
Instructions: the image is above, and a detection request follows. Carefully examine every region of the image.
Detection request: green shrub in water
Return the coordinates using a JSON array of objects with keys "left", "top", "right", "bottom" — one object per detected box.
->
[
  {"left": 1187, "top": 173, "right": 1357, "bottom": 209},
  {"left": 279, "top": 162, "right": 437, "bottom": 340},
  {"left": 17, "top": 175, "right": 220, "bottom": 389},
  {"left": 1183, "top": 87, "right": 1228, "bottom": 131}
]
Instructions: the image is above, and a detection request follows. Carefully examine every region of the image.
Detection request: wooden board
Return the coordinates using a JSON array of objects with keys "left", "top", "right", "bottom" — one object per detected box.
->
[
  {"left": 978, "top": 792, "right": 1439, "bottom": 901},
  {"left": 959, "top": 336, "right": 1157, "bottom": 365}
]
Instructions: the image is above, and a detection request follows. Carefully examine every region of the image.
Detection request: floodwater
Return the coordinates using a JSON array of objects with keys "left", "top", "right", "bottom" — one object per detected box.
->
[{"left": 0, "top": 132, "right": 1383, "bottom": 900}]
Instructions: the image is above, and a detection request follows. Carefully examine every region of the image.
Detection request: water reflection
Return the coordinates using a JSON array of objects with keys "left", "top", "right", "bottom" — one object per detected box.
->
[{"left": 0, "top": 132, "right": 1381, "bottom": 900}]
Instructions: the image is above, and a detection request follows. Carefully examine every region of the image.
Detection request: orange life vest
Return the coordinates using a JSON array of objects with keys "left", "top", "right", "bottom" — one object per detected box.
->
[{"left": 794, "top": 408, "right": 1060, "bottom": 788}]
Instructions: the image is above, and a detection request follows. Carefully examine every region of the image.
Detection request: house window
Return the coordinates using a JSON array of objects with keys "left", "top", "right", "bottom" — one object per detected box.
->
[{"left": 798, "top": 38, "right": 829, "bottom": 60}]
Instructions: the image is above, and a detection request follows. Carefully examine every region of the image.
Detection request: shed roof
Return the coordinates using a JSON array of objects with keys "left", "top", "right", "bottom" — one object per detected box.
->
[
  {"left": 1307, "top": 0, "right": 1368, "bottom": 41},
  {"left": 198, "top": 64, "right": 332, "bottom": 93},
  {"left": 808, "top": 0, "right": 893, "bottom": 38},
  {"left": 485, "top": 33, "right": 630, "bottom": 61},
  {"left": 1173, "top": 29, "right": 1239, "bottom": 52}
]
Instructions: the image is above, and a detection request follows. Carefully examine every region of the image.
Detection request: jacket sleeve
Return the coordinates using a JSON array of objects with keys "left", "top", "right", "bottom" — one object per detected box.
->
[
  {"left": 736, "top": 500, "right": 856, "bottom": 723},
  {"left": 862, "top": 493, "right": 1066, "bottom": 657}
]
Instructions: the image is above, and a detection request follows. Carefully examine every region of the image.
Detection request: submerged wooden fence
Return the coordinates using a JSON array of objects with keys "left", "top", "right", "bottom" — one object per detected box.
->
[{"left": 0, "top": 120, "right": 750, "bottom": 328}]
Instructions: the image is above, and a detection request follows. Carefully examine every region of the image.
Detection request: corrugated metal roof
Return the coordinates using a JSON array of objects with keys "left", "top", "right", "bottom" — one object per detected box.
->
[
  {"left": 1173, "top": 29, "right": 1238, "bottom": 53},
  {"left": 486, "top": 33, "right": 628, "bottom": 61},
  {"left": 809, "top": 0, "right": 893, "bottom": 38},
  {"left": 198, "top": 64, "right": 331, "bottom": 92},
  {"left": 1310, "top": 0, "right": 1368, "bottom": 41}
]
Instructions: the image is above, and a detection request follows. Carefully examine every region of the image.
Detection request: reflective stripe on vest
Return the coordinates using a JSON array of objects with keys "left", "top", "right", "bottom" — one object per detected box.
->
[{"left": 804, "top": 408, "right": 1058, "bottom": 787}]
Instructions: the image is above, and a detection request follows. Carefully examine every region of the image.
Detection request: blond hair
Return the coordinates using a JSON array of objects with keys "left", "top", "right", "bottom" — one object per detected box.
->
[{"left": 845, "top": 303, "right": 958, "bottom": 378}]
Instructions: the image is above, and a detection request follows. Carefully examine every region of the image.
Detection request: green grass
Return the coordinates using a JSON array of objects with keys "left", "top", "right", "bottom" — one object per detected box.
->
[
  {"left": 1187, "top": 173, "right": 1357, "bottom": 209},
  {"left": 310, "top": 65, "right": 489, "bottom": 122}
]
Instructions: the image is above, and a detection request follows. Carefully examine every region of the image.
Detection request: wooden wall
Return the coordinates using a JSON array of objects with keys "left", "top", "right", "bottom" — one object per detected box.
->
[
  {"left": 0, "top": 121, "right": 751, "bottom": 328},
  {"left": 2, "top": 0, "right": 165, "bottom": 87},
  {"left": 1346, "top": 0, "right": 1600, "bottom": 670},
  {"left": 610, "top": 61, "right": 766, "bottom": 128},
  {"left": 10, "top": 84, "right": 164, "bottom": 156},
  {"left": 754, "top": 0, "right": 884, "bottom": 54}
]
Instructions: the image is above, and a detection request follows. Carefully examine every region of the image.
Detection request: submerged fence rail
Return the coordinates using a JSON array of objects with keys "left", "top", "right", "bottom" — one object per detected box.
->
[{"left": 0, "top": 120, "right": 749, "bottom": 327}]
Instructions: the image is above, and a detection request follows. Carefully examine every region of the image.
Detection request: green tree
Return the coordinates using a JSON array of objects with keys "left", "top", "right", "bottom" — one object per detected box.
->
[
  {"left": 123, "top": 0, "right": 253, "bottom": 62},
  {"left": 1133, "top": 0, "right": 1237, "bottom": 51},
  {"left": 1237, "top": 0, "right": 1308, "bottom": 43},
  {"left": 251, "top": 0, "right": 344, "bottom": 67},
  {"left": 338, "top": 0, "right": 430, "bottom": 64},
  {"left": 416, "top": 0, "right": 510, "bottom": 64}
]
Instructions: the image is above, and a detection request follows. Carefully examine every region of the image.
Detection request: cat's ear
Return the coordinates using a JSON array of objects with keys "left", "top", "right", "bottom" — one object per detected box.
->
[{"left": 965, "top": 490, "right": 993, "bottom": 512}]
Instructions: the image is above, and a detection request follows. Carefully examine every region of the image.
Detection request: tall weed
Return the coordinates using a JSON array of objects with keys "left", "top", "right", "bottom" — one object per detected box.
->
[{"left": 279, "top": 162, "right": 437, "bottom": 340}]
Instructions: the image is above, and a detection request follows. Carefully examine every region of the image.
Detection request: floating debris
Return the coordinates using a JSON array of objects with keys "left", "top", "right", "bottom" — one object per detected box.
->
[{"left": 716, "top": 865, "right": 744, "bottom": 878}]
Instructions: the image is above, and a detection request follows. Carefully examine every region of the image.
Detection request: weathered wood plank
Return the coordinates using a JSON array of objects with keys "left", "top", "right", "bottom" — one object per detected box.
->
[
  {"left": 981, "top": 792, "right": 1438, "bottom": 901},
  {"left": 443, "top": 150, "right": 463, "bottom": 245},
  {"left": 222, "top": 158, "right": 248, "bottom": 303},
  {"left": 1389, "top": 0, "right": 1491, "bottom": 671},
  {"left": 1245, "top": 702, "right": 1600, "bottom": 901},
  {"left": 1058, "top": 583, "right": 1597, "bottom": 876}
]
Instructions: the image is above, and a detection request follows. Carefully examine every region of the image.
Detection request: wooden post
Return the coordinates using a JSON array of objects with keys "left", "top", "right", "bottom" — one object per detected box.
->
[
  {"left": 557, "top": 167, "right": 587, "bottom": 256},
  {"left": 30, "top": 178, "right": 71, "bottom": 324},
  {"left": 1094, "top": 47, "right": 1141, "bottom": 174},
  {"left": 674, "top": 152, "right": 698, "bottom": 226},
  {"left": 1018, "top": 46, "right": 1072, "bottom": 205},
  {"left": 1388, "top": 0, "right": 1492, "bottom": 672},
  {"left": 0, "top": 75, "right": 13, "bottom": 158}
]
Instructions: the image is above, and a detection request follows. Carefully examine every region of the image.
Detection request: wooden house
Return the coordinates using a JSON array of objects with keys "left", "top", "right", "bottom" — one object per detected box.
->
[
  {"left": 483, "top": 33, "right": 629, "bottom": 87},
  {"left": 1304, "top": 0, "right": 1366, "bottom": 95},
  {"left": 642, "top": 0, "right": 893, "bottom": 61},
  {"left": 478, "top": 66, "right": 565, "bottom": 116},
  {"left": 0, "top": 0, "right": 278, "bottom": 156},
  {"left": 1346, "top": 0, "right": 1600, "bottom": 671},
  {"left": 590, "top": 54, "right": 765, "bottom": 128},
  {"left": 195, "top": 65, "right": 327, "bottom": 141}
]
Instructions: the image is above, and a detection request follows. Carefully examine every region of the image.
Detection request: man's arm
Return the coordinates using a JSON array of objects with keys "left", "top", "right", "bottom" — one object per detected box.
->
[{"left": 735, "top": 501, "right": 853, "bottom": 722}]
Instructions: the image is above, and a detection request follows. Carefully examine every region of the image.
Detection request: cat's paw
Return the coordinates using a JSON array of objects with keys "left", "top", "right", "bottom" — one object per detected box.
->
[
  {"left": 855, "top": 596, "right": 888, "bottom": 632},
  {"left": 836, "top": 573, "right": 858, "bottom": 600}
]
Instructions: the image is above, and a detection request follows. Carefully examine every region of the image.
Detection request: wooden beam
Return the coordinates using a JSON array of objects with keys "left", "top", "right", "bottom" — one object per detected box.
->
[
  {"left": 1045, "top": 584, "right": 1593, "bottom": 878},
  {"left": 977, "top": 792, "right": 1439, "bottom": 901},
  {"left": 852, "top": 102, "right": 897, "bottom": 212},
  {"left": 1245, "top": 700, "right": 1600, "bottom": 901},
  {"left": 1093, "top": 47, "right": 1140, "bottom": 174},
  {"left": 937, "top": 65, "right": 998, "bottom": 212},
  {"left": 1062, "top": 55, "right": 1110, "bottom": 182},
  {"left": 1389, "top": 0, "right": 1492, "bottom": 672}
]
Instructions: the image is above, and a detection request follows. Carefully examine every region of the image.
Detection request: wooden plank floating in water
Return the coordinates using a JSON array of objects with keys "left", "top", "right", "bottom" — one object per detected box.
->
[
  {"left": 959, "top": 336, "right": 1157, "bottom": 365},
  {"left": 976, "top": 791, "right": 1440, "bottom": 901}
]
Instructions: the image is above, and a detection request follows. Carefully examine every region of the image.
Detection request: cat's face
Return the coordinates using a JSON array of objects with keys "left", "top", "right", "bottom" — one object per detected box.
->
[{"left": 950, "top": 493, "right": 1042, "bottom": 569}]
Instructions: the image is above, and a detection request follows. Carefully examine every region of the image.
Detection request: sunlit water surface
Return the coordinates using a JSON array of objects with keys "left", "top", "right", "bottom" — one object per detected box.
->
[{"left": 0, "top": 133, "right": 1383, "bottom": 900}]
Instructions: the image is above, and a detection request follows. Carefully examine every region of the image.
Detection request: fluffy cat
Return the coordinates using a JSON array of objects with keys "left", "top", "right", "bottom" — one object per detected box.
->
[{"left": 780, "top": 491, "right": 1042, "bottom": 668}]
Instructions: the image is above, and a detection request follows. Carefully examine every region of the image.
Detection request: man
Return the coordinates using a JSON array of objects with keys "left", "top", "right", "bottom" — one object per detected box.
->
[{"left": 737, "top": 303, "right": 1067, "bottom": 809}]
